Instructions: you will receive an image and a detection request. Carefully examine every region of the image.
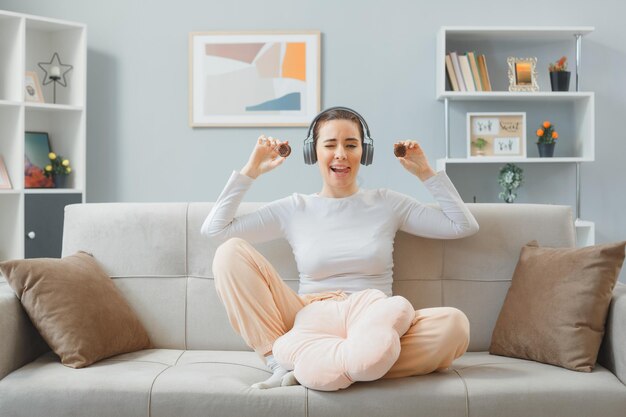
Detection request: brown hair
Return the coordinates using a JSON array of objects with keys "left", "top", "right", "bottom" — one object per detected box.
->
[{"left": 312, "top": 108, "right": 364, "bottom": 149}]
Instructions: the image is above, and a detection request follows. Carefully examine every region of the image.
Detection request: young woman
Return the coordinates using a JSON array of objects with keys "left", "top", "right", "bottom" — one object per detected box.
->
[{"left": 201, "top": 107, "right": 479, "bottom": 389}]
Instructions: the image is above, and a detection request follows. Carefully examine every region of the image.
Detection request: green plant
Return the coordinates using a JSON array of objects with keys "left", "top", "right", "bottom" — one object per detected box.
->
[
  {"left": 549, "top": 56, "right": 568, "bottom": 72},
  {"left": 498, "top": 163, "right": 523, "bottom": 203},
  {"left": 536, "top": 120, "right": 559, "bottom": 145},
  {"left": 43, "top": 152, "right": 72, "bottom": 178},
  {"left": 472, "top": 138, "right": 488, "bottom": 151}
]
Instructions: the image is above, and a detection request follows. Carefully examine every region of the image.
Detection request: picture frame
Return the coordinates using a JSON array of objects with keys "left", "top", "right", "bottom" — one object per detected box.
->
[
  {"left": 467, "top": 112, "right": 527, "bottom": 158},
  {"left": 25, "top": 131, "right": 54, "bottom": 188},
  {"left": 507, "top": 57, "right": 539, "bottom": 92},
  {"left": 24, "top": 71, "right": 45, "bottom": 103},
  {"left": 0, "top": 156, "right": 12, "bottom": 190},
  {"left": 189, "top": 31, "right": 321, "bottom": 127}
]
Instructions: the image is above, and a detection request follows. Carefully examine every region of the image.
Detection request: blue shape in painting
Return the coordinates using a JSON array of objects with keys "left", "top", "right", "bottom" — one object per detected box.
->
[{"left": 246, "top": 92, "right": 301, "bottom": 111}]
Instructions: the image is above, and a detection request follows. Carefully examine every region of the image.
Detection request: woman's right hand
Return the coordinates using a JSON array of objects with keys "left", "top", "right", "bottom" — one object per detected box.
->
[{"left": 240, "top": 135, "right": 288, "bottom": 179}]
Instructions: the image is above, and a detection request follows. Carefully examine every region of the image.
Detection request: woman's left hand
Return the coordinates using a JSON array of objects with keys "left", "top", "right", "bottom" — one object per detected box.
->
[{"left": 395, "top": 140, "right": 437, "bottom": 181}]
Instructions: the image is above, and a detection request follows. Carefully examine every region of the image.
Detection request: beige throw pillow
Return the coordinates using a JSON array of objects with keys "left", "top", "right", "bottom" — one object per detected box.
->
[
  {"left": 0, "top": 251, "right": 151, "bottom": 368},
  {"left": 489, "top": 240, "right": 625, "bottom": 372}
]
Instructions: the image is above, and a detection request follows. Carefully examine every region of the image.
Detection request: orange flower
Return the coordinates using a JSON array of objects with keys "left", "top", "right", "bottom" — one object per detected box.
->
[
  {"left": 543, "top": 121, "right": 551, "bottom": 129},
  {"left": 552, "top": 131, "right": 559, "bottom": 139},
  {"left": 536, "top": 129, "right": 544, "bottom": 137}
]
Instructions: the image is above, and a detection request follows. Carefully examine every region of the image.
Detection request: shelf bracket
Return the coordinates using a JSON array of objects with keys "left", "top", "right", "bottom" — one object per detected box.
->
[
  {"left": 576, "top": 162, "right": 581, "bottom": 220},
  {"left": 575, "top": 34, "right": 582, "bottom": 92},
  {"left": 444, "top": 97, "right": 450, "bottom": 159}
]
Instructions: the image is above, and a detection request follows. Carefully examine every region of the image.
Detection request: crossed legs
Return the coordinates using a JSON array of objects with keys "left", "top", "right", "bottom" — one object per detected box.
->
[{"left": 212, "top": 237, "right": 470, "bottom": 380}]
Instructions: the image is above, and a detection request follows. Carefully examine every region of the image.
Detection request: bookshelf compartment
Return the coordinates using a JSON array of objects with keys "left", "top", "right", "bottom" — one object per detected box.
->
[
  {"left": 0, "top": 14, "right": 23, "bottom": 101},
  {"left": 25, "top": 18, "right": 85, "bottom": 107},
  {"left": 25, "top": 107, "right": 85, "bottom": 191}
]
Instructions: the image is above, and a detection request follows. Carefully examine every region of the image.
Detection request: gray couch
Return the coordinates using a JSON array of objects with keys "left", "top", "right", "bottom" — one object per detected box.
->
[{"left": 1, "top": 202, "right": 625, "bottom": 417}]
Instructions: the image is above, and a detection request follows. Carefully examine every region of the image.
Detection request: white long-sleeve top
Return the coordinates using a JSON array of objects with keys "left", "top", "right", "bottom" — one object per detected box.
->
[{"left": 201, "top": 170, "right": 479, "bottom": 296}]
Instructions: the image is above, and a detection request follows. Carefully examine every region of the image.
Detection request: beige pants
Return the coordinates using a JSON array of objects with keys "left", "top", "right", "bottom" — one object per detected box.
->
[{"left": 212, "top": 237, "right": 470, "bottom": 378}]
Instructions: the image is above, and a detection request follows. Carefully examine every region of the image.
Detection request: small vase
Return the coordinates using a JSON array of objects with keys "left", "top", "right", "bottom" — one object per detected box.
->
[
  {"left": 537, "top": 143, "right": 555, "bottom": 158},
  {"left": 54, "top": 175, "right": 68, "bottom": 188},
  {"left": 550, "top": 71, "right": 570, "bottom": 92}
]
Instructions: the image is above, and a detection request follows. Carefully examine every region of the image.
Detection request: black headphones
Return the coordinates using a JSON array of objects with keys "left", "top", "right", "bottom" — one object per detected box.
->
[{"left": 303, "top": 106, "right": 374, "bottom": 166}]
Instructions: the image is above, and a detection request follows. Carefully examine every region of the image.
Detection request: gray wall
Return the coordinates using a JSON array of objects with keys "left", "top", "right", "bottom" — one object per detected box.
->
[{"left": 2, "top": 0, "right": 625, "bottom": 282}]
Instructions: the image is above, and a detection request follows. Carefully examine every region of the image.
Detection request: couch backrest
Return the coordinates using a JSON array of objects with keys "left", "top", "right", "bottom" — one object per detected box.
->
[{"left": 62, "top": 202, "right": 575, "bottom": 352}]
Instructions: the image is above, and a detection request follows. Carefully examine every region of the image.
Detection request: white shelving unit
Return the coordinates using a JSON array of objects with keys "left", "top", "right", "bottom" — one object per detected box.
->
[
  {"left": 436, "top": 26, "right": 595, "bottom": 247},
  {"left": 0, "top": 10, "right": 86, "bottom": 261}
]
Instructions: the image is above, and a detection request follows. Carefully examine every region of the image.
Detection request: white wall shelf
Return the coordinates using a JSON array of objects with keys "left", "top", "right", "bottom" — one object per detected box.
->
[
  {"left": 0, "top": 9, "right": 86, "bottom": 261},
  {"left": 436, "top": 26, "right": 595, "bottom": 246}
]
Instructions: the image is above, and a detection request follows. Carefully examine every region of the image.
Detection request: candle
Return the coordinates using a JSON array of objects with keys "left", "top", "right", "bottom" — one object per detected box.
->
[{"left": 50, "top": 66, "right": 61, "bottom": 78}]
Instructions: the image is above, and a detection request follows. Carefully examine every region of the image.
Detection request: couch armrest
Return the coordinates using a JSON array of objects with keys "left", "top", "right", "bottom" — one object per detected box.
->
[
  {"left": 598, "top": 282, "right": 626, "bottom": 385},
  {"left": 0, "top": 283, "right": 49, "bottom": 380}
]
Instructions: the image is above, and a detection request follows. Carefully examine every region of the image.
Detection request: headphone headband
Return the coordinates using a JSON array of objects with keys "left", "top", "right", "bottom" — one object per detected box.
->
[{"left": 305, "top": 106, "right": 372, "bottom": 143}]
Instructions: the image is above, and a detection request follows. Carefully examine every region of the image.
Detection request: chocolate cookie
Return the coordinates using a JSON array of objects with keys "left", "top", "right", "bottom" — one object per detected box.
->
[
  {"left": 394, "top": 143, "right": 407, "bottom": 158},
  {"left": 277, "top": 143, "right": 292, "bottom": 157}
]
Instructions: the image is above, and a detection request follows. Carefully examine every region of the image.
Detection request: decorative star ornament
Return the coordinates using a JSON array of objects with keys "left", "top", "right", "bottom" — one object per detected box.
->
[{"left": 38, "top": 52, "right": 73, "bottom": 87}]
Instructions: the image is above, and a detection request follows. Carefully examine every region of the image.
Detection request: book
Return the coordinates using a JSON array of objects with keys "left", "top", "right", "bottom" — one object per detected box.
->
[
  {"left": 478, "top": 54, "right": 492, "bottom": 91},
  {"left": 458, "top": 54, "right": 476, "bottom": 92},
  {"left": 467, "top": 51, "right": 483, "bottom": 91},
  {"left": 449, "top": 52, "right": 466, "bottom": 91},
  {"left": 445, "top": 54, "right": 460, "bottom": 91}
]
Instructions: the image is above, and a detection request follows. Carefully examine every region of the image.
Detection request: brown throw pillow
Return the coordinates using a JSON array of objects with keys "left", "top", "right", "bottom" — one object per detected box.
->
[
  {"left": 0, "top": 251, "right": 151, "bottom": 368},
  {"left": 489, "top": 240, "right": 625, "bottom": 372}
]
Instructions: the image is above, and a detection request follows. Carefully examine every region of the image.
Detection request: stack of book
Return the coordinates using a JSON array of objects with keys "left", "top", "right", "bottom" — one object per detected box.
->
[{"left": 445, "top": 51, "right": 492, "bottom": 92}]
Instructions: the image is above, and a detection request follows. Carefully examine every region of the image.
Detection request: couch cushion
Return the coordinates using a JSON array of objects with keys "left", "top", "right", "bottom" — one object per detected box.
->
[
  {"left": 0, "top": 251, "right": 152, "bottom": 368},
  {"left": 2, "top": 350, "right": 624, "bottom": 417},
  {"left": 62, "top": 203, "right": 577, "bottom": 352},
  {"left": 490, "top": 241, "right": 626, "bottom": 372},
  {"left": 453, "top": 352, "right": 626, "bottom": 417}
]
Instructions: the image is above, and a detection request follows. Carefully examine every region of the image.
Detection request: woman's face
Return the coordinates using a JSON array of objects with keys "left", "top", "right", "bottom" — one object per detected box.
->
[{"left": 315, "top": 119, "right": 362, "bottom": 197}]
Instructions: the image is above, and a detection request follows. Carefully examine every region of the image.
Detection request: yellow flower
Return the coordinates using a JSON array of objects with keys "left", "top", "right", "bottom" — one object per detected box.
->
[
  {"left": 542, "top": 121, "right": 551, "bottom": 129},
  {"left": 62, "top": 159, "right": 70, "bottom": 167},
  {"left": 48, "top": 152, "right": 57, "bottom": 160},
  {"left": 66, "top": 167, "right": 72, "bottom": 173},
  {"left": 45, "top": 165, "right": 52, "bottom": 172}
]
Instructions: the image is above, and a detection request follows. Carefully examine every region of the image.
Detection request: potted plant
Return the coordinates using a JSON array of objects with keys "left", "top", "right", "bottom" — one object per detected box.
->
[
  {"left": 549, "top": 56, "right": 570, "bottom": 92},
  {"left": 472, "top": 137, "right": 488, "bottom": 156},
  {"left": 498, "top": 163, "right": 523, "bottom": 203},
  {"left": 43, "top": 152, "right": 72, "bottom": 188},
  {"left": 536, "top": 120, "right": 559, "bottom": 157}
]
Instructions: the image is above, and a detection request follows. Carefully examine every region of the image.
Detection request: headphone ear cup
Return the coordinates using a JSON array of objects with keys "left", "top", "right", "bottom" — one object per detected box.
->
[
  {"left": 361, "top": 142, "right": 374, "bottom": 166},
  {"left": 303, "top": 140, "right": 317, "bottom": 165}
]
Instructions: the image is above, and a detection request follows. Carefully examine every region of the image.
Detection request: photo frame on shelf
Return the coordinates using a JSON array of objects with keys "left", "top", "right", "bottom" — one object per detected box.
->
[
  {"left": 508, "top": 57, "right": 539, "bottom": 92},
  {"left": 0, "top": 156, "right": 12, "bottom": 189},
  {"left": 25, "top": 131, "right": 54, "bottom": 188},
  {"left": 24, "top": 71, "right": 44, "bottom": 103},
  {"left": 189, "top": 31, "right": 321, "bottom": 127},
  {"left": 467, "top": 112, "right": 527, "bottom": 158}
]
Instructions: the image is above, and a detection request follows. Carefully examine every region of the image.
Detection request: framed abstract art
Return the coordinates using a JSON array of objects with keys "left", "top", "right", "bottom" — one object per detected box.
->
[{"left": 189, "top": 31, "right": 320, "bottom": 127}]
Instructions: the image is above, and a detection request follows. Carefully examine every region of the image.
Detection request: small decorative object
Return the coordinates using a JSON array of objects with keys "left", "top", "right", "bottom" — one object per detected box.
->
[
  {"left": 24, "top": 131, "right": 54, "bottom": 188},
  {"left": 24, "top": 71, "right": 44, "bottom": 103},
  {"left": 38, "top": 52, "right": 73, "bottom": 104},
  {"left": 393, "top": 143, "right": 407, "bottom": 157},
  {"left": 276, "top": 143, "right": 292, "bottom": 157},
  {"left": 498, "top": 163, "right": 523, "bottom": 204},
  {"left": 536, "top": 120, "right": 558, "bottom": 157},
  {"left": 190, "top": 31, "right": 320, "bottom": 127},
  {"left": 467, "top": 112, "right": 526, "bottom": 158},
  {"left": 43, "top": 151, "right": 72, "bottom": 188},
  {"left": 549, "top": 56, "right": 570, "bottom": 92},
  {"left": 0, "top": 156, "right": 12, "bottom": 189},
  {"left": 471, "top": 138, "right": 488, "bottom": 156},
  {"left": 507, "top": 57, "right": 539, "bottom": 92}
]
